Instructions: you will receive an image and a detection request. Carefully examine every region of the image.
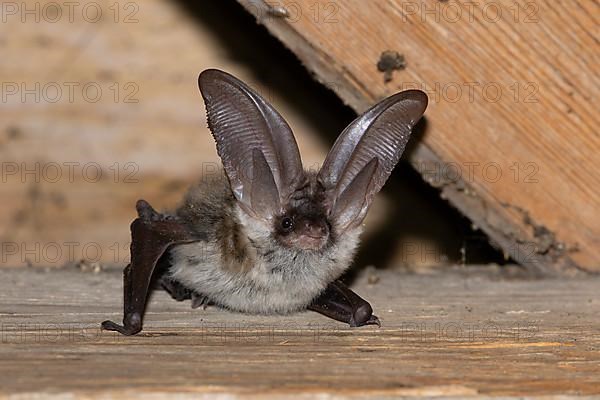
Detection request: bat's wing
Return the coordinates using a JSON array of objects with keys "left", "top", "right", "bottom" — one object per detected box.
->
[
  {"left": 318, "top": 90, "right": 428, "bottom": 233},
  {"left": 308, "top": 280, "right": 380, "bottom": 327},
  {"left": 101, "top": 200, "right": 201, "bottom": 336}
]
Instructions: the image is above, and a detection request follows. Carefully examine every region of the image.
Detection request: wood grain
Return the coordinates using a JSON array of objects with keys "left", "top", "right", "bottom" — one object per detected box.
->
[
  {"left": 236, "top": 0, "right": 600, "bottom": 273},
  {"left": 0, "top": 0, "right": 334, "bottom": 268},
  {"left": 0, "top": 267, "right": 599, "bottom": 398}
]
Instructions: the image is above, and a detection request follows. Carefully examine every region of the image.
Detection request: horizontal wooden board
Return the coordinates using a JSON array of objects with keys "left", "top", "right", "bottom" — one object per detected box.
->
[
  {"left": 236, "top": 0, "right": 600, "bottom": 273},
  {"left": 0, "top": 267, "right": 599, "bottom": 398}
]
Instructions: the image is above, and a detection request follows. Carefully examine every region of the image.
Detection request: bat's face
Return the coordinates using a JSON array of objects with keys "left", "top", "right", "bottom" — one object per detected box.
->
[
  {"left": 274, "top": 209, "right": 330, "bottom": 251},
  {"left": 273, "top": 179, "right": 331, "bottom": 251},
  {"left": 199, "top": 68, "right": 427, "bottom": 251}
]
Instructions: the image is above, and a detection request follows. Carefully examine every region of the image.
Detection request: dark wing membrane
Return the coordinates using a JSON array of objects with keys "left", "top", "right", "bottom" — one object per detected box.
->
[
  {"left": 198, "top": 69, "right": 304, "bottom": 219},
  {"left": 319, "top": 90, "right": 428, "bottom": 231}
]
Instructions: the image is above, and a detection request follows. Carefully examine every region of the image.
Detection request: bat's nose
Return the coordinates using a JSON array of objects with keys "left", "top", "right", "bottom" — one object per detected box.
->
[{"left": 305, "top": 221, "right": 327, "bottom": 238}]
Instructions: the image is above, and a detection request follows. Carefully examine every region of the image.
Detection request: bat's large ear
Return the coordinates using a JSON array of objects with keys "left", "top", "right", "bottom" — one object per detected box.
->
[
  {"left": 318, "top": 90, "right": 428, "bottom": 232},
  {"left": 198, "top": 69, "right": 305, "bottom": 220}
]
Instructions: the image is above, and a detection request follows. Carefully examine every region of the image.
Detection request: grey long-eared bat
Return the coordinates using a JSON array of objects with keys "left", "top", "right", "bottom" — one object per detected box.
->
[{"left": 101, "top": 69, "right": 428, "bottom": 335}]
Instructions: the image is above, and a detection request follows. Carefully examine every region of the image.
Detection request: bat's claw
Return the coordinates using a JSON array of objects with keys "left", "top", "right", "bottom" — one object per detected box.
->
[
  {"left": 349, "top": 312, "right": 381, "bottom": 327},
  {"left": 136, "top": 199, "right": 163, "bottom": 222},
  {"left": 348, "top": 302, "right": 380, "bottom": 327},
  {"left": 102, "top": 320, "right": 125, "bottom": 333},
  {"left": 365, "top": 314, "right": 381, "bottom": 327},
  {"left": 191, "top": 293, "right": 210, "bottom": 309},
  {"left": 101, "top": 312, "right": 142, "bottom": 336}
]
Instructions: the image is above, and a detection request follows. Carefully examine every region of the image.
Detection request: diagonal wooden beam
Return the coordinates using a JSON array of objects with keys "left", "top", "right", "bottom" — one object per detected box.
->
[{"left": 236, "top": 0, "right": 599, "bottom": 274}]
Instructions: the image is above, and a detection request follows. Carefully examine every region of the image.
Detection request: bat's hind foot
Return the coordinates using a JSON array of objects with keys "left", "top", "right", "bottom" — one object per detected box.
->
[
  {"left": 101, "top": 311, "right": 142, "bottom": 336},
  {"left": 308, "top": 280, "right": 380, "bottom": 327}
]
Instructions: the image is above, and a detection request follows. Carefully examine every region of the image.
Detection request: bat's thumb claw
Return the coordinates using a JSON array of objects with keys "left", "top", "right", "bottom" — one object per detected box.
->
[
  {"left": 101, "top": 313, "right": 142, "bottom": 336},
  {"left": 136, "top": 199, "right": 160, "bottom": 221}
]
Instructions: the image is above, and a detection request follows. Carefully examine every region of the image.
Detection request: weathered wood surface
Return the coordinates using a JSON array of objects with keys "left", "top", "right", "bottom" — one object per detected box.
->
[
  {"left": 0, "top": 0, "right": 339, "bottom": 268},
  {"left": 0, "top": 0, "right": 465, "bottom": 271},
  {"left": 237, "top": 0, "right": 600, "bottom": 273},
  {"left": 1, "top": 267, "right": 599, "bottom": 398}
]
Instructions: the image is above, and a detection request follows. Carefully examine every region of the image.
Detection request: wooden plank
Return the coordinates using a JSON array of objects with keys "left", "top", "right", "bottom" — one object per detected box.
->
[
  {"left": 0, "top": 0, "right": 507, "bottom": 273},
  {"left": 0, "top": 267, "right": 599, "bottom": 398},
  {"left": 235, "top": 0, "right": 599, "bottom": 274},
  {"left": 0, "top": 0, "right": 333, "bottom": 269}
]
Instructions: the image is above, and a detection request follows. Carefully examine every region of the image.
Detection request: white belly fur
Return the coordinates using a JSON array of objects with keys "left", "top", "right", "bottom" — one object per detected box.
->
[{"left": 168, "top": 210, "right": 361, "bottom": 314}]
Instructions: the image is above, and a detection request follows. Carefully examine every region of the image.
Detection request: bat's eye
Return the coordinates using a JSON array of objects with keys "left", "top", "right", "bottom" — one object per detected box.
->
[{"left": 280, "top": 216, "right": 294, "bottom": 232}]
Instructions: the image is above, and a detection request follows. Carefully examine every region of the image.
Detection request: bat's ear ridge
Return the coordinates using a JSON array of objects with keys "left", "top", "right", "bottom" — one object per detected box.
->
[
  {"left": 197, "top": 69, "right": 242, "bottom": 95},
  {"left": 394, "top": 89, "right": 428, "bottom": 121},
  {"left": 198, "top": 68, "right": 222, "bottom": 83},
  {"left": 319, "top": 89, "right": 428, "bottom": 232},
  {"left": 197, "top": 69, "right": 214, "bottom": 89},
  {"left": 197, "top": 68, "right": 305, "bottom": 221}
]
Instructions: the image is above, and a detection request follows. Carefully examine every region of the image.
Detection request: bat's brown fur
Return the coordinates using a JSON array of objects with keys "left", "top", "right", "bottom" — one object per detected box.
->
[{"left": 167, "top": 172, "right": 360, "bottom": 314}]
